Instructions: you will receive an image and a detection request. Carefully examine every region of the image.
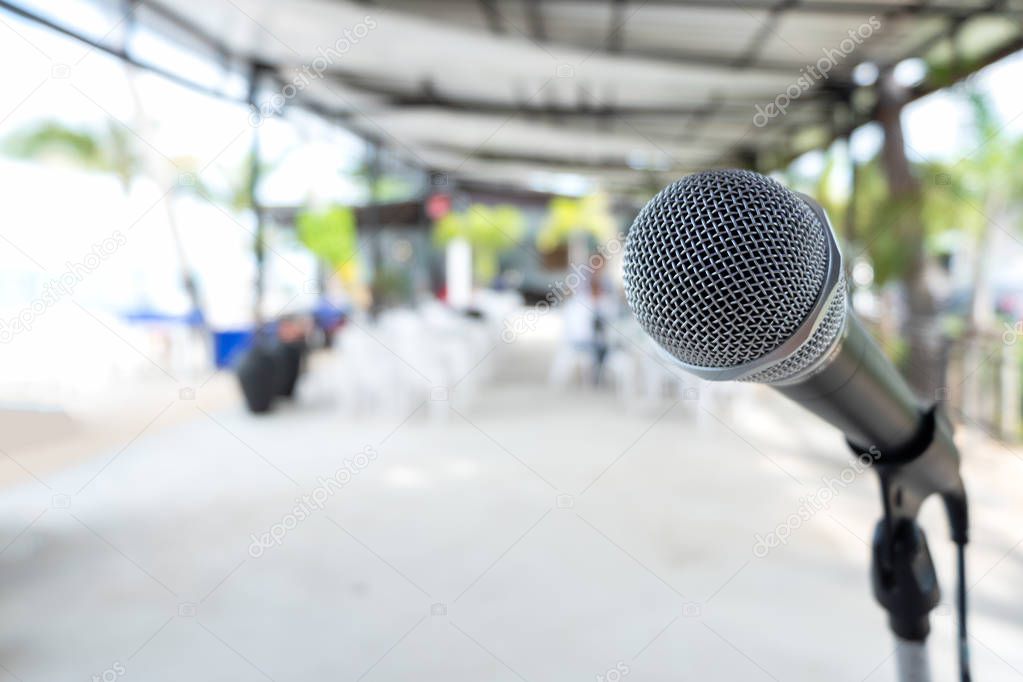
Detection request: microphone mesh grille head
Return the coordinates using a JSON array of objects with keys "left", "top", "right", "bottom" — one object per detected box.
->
[
  {"left": 740, "top": 274, "right": 846, "bottom": 383},
  {"left": 623, "top": 169, "right": 830, "bottom": 371}
]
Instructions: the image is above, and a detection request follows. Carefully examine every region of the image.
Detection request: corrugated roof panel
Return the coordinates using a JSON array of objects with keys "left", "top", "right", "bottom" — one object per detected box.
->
[
  {"left": 96, "top": 0, "right": 1019, "bottom": 187},
  {"left": 618, "top": 4, "right": 771, "bottom": 59}
]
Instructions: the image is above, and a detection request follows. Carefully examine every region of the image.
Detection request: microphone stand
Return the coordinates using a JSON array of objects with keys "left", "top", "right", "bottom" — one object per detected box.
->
[{"left": 849, "top": 405, "right": 970, "bottom": 682}]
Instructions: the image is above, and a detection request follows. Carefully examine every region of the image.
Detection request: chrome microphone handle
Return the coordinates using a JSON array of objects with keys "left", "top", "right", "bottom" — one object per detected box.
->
[{"left": 776, "top": 313, "right": 922, "bottom": 454}]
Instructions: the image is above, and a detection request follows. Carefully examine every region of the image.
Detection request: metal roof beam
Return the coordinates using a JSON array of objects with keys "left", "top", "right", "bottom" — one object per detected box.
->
[
  {"left": 525, "top": 0, "right": 547, "bottom": 43},
  {"left": 477, "top": 0, "right": 505, "bottom": 34},
  {"left": 357, "top": 93, "right": 826, "bottom": 119},
  {"left": 543, "top": 0, "right": 1023, "bottom": 19},
  {"left": 734, "top": 0, "right": 796, "bottom": 68},
  {"left": 424, "top": 145, "right": 694, "bottom": 172},
  {"left": 607, "top": 0, "right": 626, "bottom": 53}
]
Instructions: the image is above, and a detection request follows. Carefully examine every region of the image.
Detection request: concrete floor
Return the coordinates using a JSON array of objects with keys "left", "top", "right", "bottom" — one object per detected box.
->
[{"left": 1, "top": 324, "right": 1022, "bottom": 682}]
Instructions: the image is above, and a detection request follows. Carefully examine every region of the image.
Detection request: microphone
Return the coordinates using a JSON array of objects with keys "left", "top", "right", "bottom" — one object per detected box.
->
[
  {"left": 622, "top": 169, "right": 965, "bottom": 528},
  {"left": 622, "top": 168, "right": 972, "bottom": 674}
]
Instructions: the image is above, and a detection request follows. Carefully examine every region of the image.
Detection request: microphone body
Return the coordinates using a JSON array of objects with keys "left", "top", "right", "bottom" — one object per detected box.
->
[
  {"left": 775, "top": 312, "right": 920, "bottom": 454},
  {"left": 622, "top": 169, "right": 965, "bottom": 522},
  {"left": 622, "top": 169, "right": 969, "bottom": 667}
]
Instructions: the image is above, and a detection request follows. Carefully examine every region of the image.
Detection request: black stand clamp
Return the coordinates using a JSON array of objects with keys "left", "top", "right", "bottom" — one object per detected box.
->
[
  {"left": 871, "top": 516, "right": 940, "bottom": 641},
  {"left": 849, "top": 404, "right": 970, "bottom": 681}
]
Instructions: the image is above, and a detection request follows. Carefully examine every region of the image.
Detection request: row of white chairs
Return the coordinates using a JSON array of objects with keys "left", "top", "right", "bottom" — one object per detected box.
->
[
  {"left": 305, "top": 293, "right": 521, "bottom": 419},
  {"left": 548, "top": 313, "right": 746, "bottom": 423}
]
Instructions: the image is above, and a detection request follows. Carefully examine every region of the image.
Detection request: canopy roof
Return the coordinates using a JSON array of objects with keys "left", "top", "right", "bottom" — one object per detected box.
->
[{"left": 53, "top": 1, "right": 1023, "bottom": 189}]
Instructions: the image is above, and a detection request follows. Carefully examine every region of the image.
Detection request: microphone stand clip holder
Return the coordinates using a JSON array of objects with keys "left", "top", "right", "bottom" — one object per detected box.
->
[
  {"left": 869, "top": 514, "right": 940, "bottom": 641},
  {"left": 848, "top": 403, "right": 970, "bottom": 678}
]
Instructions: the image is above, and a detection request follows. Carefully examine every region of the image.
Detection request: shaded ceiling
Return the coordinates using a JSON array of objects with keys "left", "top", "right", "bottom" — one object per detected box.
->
[{"left": 83, "top": 0, "right": 1023, "bottom": 189}]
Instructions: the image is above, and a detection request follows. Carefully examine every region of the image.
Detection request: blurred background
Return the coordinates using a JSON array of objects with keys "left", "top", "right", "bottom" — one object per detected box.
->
[{"left": 1, "top": 1, "right": 1022, "bottom": 680}]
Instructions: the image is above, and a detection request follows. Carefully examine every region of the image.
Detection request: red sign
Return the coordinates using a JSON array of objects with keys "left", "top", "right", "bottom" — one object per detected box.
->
[{"left": 426, "top": 193, "right": 452, "bottom": 220}]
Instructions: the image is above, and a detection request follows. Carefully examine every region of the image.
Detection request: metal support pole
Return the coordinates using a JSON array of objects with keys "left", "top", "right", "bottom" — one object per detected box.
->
[
  {"left": 895, "top": 640, "right": 933, "bottom": 682},
  {"left": 366, "top": 141, "right": 383, "bottom": 318},
  {"left": 247, "top": 62, "right": 266, "bottom": 325}
]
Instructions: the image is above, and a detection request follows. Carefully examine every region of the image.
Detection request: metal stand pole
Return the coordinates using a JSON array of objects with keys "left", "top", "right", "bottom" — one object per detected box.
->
[
  {"left": 871, "top": 517, "right": 939, "bottom": 682},
  {"left": 894, "top": 639, "right": 933, "bottom": 682}
]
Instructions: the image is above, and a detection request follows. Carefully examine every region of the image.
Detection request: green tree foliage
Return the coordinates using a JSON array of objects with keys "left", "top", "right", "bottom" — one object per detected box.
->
[
  {"left": 847, "top": 88, "right": 1022, "bottom": 292},
  {"left": 296, "top": 205, "right": 360, "bottom": 271},
  {"left": 352, "top": 158, "right": 417, "bottom": 203},
  {"left": 535, "top": 193, "right": 615, "bottom": 253},
  {"left": 433, "top": 204, "right": 524, "bottom": 283},
  {"left": 2, "top": 120, "right": 141, "bottom": 189}
]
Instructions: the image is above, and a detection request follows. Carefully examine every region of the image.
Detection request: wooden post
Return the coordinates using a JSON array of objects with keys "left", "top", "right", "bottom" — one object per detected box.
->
[
  {"left": 1001, "top": 340, "right": 1021, "bottom": 440},
  {"left": 875, "top": 70, "right": 943, "bottom": 399}
]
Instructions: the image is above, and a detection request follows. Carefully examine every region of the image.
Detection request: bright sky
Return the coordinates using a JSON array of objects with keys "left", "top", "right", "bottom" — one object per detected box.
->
[
  {"left": 0, "top": 2, "right": 369, "bottom": 331},
  {"left": 790, "top": 49, "right": 1023, "bottom": 180}
]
